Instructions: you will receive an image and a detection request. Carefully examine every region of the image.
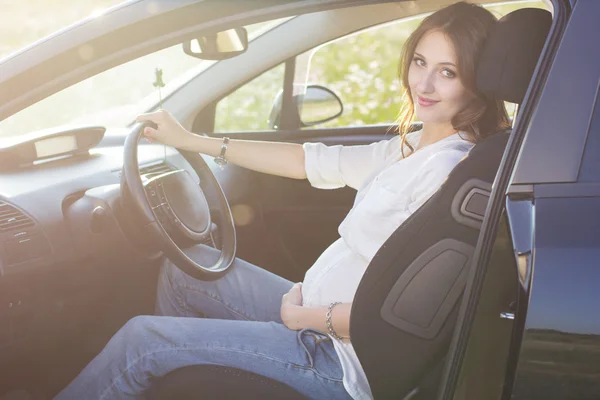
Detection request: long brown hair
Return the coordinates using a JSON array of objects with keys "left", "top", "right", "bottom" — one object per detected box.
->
[{"left": 397, "top": 2, "right": 510, "bottom": 153}]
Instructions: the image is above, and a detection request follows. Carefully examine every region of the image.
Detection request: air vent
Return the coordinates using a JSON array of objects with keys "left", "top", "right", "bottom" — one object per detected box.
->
[
  {"left": 139, "top": 162, "right": 173, "bottom": 176},
  {"left": 0, "top": 202, "right": 35, "bottom": 232}
]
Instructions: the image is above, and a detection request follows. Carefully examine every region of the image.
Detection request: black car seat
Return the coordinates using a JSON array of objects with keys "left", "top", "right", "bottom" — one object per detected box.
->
[{"left": 146, "top": 8, "right": 551, "bottom": 400}]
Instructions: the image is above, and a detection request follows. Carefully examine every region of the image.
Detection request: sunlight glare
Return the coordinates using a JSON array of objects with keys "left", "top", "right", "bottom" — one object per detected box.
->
[{"left": 89, "top": 8, "right": 107, "bottom": 19}]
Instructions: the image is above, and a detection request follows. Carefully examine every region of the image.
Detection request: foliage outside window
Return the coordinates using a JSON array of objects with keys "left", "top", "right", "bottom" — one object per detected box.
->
[
  {"left": 214, "top": 64, "right": 285, "bottom": 132},
  {"left": 303, "top": 1, "right": 545, "bottom": 130}
]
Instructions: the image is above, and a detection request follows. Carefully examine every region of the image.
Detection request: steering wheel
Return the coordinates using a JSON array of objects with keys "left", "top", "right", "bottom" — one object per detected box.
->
[{"left": 121, "top": 122, "right": 236, "bottom": 279}]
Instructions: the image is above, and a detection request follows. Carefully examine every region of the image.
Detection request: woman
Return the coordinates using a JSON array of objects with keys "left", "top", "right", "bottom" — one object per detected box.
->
[{"left": 56, "top": 2, "right": 510, "bottom": 399}]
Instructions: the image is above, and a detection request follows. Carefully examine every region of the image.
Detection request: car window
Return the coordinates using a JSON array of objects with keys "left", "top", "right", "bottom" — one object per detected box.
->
[
  {"left": 301, "top": 18, "right": 418, "bottom": 129},
  {"left": 300, "top": 1, "right": 545, "bottom": 130},
  {"left": 0, "top": 45, "right": 213, "bottom": 139},
  {"left": 0, "top": 18, "right": 291, "bottom": 139},
  {"left": 0, "top": 1, "right": 124, "bottom": 60},
  {"left": 213, "top": 63, "right": 285, "bottom": 133},
  {"left": 578, "top": 94, "right": 600, "bottom": 182}
]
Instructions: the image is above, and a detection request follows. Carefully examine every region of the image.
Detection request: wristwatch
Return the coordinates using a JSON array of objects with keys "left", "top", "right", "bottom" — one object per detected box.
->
[{"left": 214, "top": 137, "right": 230, "bottom": 167}]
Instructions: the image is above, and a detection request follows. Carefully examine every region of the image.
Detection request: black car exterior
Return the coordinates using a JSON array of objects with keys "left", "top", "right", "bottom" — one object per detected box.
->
[{"left": 442, "top": 1, "right": 600, "bottom": 399}]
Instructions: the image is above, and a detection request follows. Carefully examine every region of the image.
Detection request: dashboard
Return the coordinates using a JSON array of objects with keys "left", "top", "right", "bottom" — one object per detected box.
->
[{"left": 0, "top": 139, "right": 242, "bottom": 278}]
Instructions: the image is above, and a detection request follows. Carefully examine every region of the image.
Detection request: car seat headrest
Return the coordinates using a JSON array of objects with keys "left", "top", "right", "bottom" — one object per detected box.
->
[{"left": 477, "top": 8, "right": 552, "bottom": 104}]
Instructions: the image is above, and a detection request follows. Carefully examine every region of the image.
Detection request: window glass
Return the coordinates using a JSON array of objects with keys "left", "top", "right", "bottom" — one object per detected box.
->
[
  {"left": 0, "top": 18, "right": 291, "bottom": 139},
  {"left": 214, "top": 63, "right": 285, "bottom": 133},
  {"left": 578, "top": 95, "right": 600, "bottom": 182},
  {"left": 302, "top": 1, "right": 546, "bottom": 129},
  {"left": 0, "top": 1, "right": 124, "bottom": 59},
  {"left": 304, "top": 18, "right": 417, "bottom": 129}
]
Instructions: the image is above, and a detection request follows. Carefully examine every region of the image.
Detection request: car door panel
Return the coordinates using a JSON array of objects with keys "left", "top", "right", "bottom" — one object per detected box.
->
[{"left": 213, "top": 125, "right": 395, "bottom": 281}]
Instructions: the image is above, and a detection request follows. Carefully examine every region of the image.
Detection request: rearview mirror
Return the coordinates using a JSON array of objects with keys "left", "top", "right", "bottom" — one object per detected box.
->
[{"left": 183, "top": 28, "right": 248, "bottom": 60}]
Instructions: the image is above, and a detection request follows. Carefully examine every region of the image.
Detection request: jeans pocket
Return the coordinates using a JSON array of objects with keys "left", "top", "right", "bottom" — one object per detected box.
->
[{"left": 297, "top": 328, "right": 344, "bottom": 382}]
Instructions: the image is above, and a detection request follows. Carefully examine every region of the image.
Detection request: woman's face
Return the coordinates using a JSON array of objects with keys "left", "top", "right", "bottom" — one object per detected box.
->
[{"left": 407, "top": 30, "right": 472, "bottom": 125}]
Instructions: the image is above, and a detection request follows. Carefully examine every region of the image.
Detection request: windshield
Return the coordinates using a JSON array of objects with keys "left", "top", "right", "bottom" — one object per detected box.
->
[{"left": 0, "top": 18, "right": 290, "bottom": 139}]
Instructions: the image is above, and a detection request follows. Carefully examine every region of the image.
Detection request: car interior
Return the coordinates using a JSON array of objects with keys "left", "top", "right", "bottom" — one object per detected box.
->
[{"left": 0, "top": 0, "right": 555, "bottom": 399}]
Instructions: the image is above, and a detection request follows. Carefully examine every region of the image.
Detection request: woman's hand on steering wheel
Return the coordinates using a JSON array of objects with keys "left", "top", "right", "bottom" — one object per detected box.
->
[{"left": 136, "top": 109, "right": 194, "bottom": 148}]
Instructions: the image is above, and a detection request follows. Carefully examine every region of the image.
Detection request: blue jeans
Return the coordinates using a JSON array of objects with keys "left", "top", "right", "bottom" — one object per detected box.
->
[{"left": 54, "top": 244, "right": 352, "bottom": 400}]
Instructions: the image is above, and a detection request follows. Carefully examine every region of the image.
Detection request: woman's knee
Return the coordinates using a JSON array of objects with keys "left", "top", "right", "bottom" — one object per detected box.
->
[
  {"left": 108, "top": 316, "right": 155, "bottom": 357},
  {"left": 121, "top": 315, "right": 156, "bottom": 339},
  {"left": 118, "top": 315, "right": 170, "bottom": 353}
]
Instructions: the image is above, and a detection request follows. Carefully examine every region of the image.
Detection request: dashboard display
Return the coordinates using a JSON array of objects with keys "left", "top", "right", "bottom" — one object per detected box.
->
[{"left": 34, "top": 135, "right": 78, "bottom": 158}]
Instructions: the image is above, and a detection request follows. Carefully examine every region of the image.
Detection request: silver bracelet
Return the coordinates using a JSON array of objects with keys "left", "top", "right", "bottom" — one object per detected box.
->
[
  {"left": 326, "top": 302, "right": 344, "bottom": 340},
  {"left": 214, "top": 136, "right": 229, "bottom": 167}
]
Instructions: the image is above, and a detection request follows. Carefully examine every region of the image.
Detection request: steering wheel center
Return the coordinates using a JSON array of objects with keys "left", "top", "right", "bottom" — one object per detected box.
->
[{"left": 147, "top": 170, "right": 211, "bottom": 241}]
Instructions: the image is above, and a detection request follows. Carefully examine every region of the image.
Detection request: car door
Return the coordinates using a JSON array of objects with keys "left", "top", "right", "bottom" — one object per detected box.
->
[
  {"left": 506, "top": 2, "right": 600, "bottom": 397},
  {"left": 439, "top": 1, "right": 600, "bottom": 399}
]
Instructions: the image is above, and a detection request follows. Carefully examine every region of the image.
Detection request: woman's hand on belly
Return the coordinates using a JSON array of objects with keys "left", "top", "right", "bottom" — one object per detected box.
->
[
  {"left": 281, "top": 283, "right": 304, "bottom": 329},
  {"left": 281, "top": 290, "right": 352, "bottom": 341}
]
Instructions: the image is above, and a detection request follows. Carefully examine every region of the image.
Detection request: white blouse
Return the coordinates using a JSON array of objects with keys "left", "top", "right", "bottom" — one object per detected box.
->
[{"left": 301, "top": 130, "right": 474, "bottom": 400}]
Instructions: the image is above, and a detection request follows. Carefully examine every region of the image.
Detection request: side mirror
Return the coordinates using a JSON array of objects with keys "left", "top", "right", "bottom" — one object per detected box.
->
[
  {"left": 298, "top": 85, "right": 344, "bottom": 126},
  {"left": 183, "top": 28, "right": 248, "bottom": 60},
  {"left": 268, "top": 85, "right": 343, "bottom": 129}
]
